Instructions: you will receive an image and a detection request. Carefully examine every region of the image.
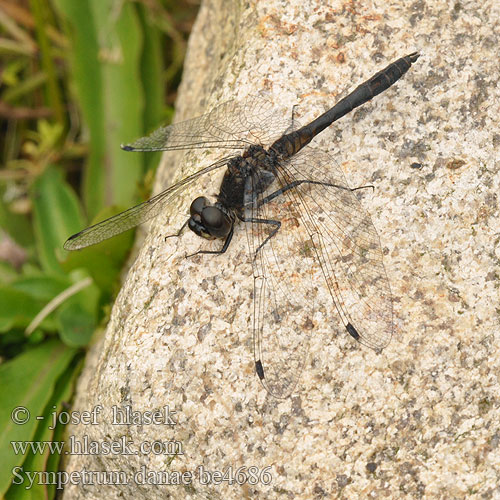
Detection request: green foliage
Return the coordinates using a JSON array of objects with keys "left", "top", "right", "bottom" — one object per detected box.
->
[
  {"left": 0, "top": 340, "right": 80, "bottom": 497},
  {"left": 0, "top": 0, "right": 198, "bottom": 496},
  {"left": 32, "top": 166, "right": 82, "bottom": 274}
]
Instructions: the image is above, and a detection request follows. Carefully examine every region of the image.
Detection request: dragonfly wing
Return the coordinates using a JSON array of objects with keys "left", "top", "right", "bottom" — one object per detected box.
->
[
  {"left": 64, "top": 157, "right": 232, "bottom": 250},
  {"left": 279, "top": 147, "right": 393, "bottom": 350},
  {"left": 122, "top": 96, "right": 292, "bottom": 152},
  {"left": 244, "top": 148, "right": 392, "bottom": 397},
  {"left": 244, "top": 170, "right": 316, "bottom": 398}
]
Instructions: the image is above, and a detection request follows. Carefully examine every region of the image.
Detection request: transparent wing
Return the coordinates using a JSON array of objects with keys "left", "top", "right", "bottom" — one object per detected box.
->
[
  {"left": 122, "top": 96, "right": 292, "bottom": 152},
  {"left": 64, "top": 157, "right": 231, "bottom": 250},
  {"left": 245, "top": 148, "right": 393, "bottom": 398}
]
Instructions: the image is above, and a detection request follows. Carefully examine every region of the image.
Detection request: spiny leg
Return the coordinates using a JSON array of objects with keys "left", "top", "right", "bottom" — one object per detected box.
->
[
  {"left": 164, "top": 220, "right": 189, "bottom": 242},
  {"left": 245, "top": 180, "right": 373, "bottom": 258},
  {"left": 186, "top": 226, "right": 235, "bottom": 258},
  {"left": 256, "top": 179, "right": 372, "bottom": 209},
  {"left": 291, "top": 104, "right": 299, "bottom": 129},
  {"left": 239, "top": 214, "right": 281, "bottom": 259}
]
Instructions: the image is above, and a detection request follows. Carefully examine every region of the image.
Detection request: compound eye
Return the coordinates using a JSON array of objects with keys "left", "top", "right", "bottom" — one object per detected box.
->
[
  {"left": 190, "top": 196, "right": 209, "bottom": 216},
  {"left": 201, "top": 206, "right": 224, "bottom": 229}
]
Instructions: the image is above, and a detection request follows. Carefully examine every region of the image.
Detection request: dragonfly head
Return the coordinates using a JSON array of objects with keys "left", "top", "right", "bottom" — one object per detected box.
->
[{"left": 188, "top": 196, "right": 232, "bottom": 240}]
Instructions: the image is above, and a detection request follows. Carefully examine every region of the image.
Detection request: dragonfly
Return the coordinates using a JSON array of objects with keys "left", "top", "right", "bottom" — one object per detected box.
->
[{"left": 65, "top": 52, "right": 420, "bottom": 398}]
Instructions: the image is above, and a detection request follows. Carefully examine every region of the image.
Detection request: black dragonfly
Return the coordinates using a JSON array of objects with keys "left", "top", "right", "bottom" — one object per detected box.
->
[{"left": 65, "top": 52, "right": 420, "bottom": 398}]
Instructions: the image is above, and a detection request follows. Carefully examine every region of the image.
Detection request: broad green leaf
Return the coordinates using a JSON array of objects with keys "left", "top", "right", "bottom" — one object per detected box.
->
[
  {"left": 32, "top": 166, "right": 83, "bottom": 275},
  {"left": 57, "top": 302, "right": 95, "bottom": 347},
  {"left": 0, "top": 340, "right": 78, "bottom": 497},
  {"left": 4, "top": 357, "right": 82, "bottom": 500},
  {"left": 55, "top": 271, "right": 100, "bottom": 347},
  {"left": 0, "top": 286, "right": 44, "bottom": 332},
  {"left": 11, "top": 276, "right": 69, "bottom": 301}
]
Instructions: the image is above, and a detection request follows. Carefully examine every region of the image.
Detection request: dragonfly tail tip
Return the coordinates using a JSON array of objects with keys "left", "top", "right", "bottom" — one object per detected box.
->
[{"left": 408, "top": 52, "right": 420, "bottom": 63}]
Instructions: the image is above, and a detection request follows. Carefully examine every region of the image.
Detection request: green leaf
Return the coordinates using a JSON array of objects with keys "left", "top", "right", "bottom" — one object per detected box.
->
[
  {"left": 57, "top": 302, "right": 95, "bottom": 347},
  {"left": 30, "top": 0, "right": 65, "bottom": 125},
  {"left": 50, "top": 0, "right": 107, "bottom": 219},
  {"left": 52, "top": 0, "right": 148, "bottom": 220},
  {"left": 0, "top": 340, "right": 78, "bottom": 497},
  {"left": 0, "top": 262, "right": 18, "bottom": 285},
  {"left": 1, "top": 59, "right": 26, "bottom": 86},
  {"left": 0, "top": 286, "right": 44, "bottom": 332},
  {"left": 43, "top": 358, "right": 83, "bottom": 500},
  {"left": 2, "top": 72, "right": 47, "bottom": 103},
  {"left": 0, "top": 185, "right": 34, "bottom": 248},
  {"left": 92, "top": 0, "right": 146, "bottom": 206},
  {"left": 137, "top": 3, "right": 164, "bottom": 172},
  {"left": 11, "top": 275, "right": 69, "bottom": 301},
  {"left": 36, "top": 119, "right": 65, "bottom": 156},
  {"left": 55, "top": 272, "right": 100, "bottom": 347},
  {"left": 32, "top": 166, "right": 83, "bottom": 275},
  {"left": 4, "top": 357, "right": 82, "bottom": 500}
]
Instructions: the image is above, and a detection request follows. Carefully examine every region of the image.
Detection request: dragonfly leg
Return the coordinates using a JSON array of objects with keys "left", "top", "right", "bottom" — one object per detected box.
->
[
  {"left": 256, "top": 179, "right": 348, "bottom": 208},
  {"left": 291, "top": 104, "right": 299, "bottom": 129},
  {"left": 186, "top": 226, "right": 235, "bottom": 258},
  {"left": 352, "top": 184, "right": 374, "bottom": 193},
  {"left": 257, "top": 179, "right": 374, "bottom": 209},
  {"left": 239, "top": 214, "right": 281, "bottom": 259},
  {"left": 164, "top": 220, "right": 189, "bottom": 242},
  {"left": 245, "top": 181, "right": 373, "bottom": 258}
]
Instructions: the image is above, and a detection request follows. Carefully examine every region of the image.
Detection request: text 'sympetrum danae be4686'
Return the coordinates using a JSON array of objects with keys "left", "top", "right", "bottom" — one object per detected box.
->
[{"left": 65, "top": 53, "right": 420, "bottom": 398}]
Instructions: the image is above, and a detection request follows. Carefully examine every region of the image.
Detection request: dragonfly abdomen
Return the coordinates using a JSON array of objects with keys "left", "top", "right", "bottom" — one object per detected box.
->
[{"left": 271, "top": 52, "right": 420, "bottom": 158}]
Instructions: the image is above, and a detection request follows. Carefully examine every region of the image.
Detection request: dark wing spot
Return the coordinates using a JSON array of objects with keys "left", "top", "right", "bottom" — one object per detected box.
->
[
  {"left": 255, "top": 360, "right": 265, "bottom": 380},
  {"left": 346, "top": 323, "right": 360, "bottom": 341}
]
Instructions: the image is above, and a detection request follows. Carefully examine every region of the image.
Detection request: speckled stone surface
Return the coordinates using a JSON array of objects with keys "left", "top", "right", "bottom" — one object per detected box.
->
[{"left": 62, "top": 1, "right": 499, "bottom": 499}]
